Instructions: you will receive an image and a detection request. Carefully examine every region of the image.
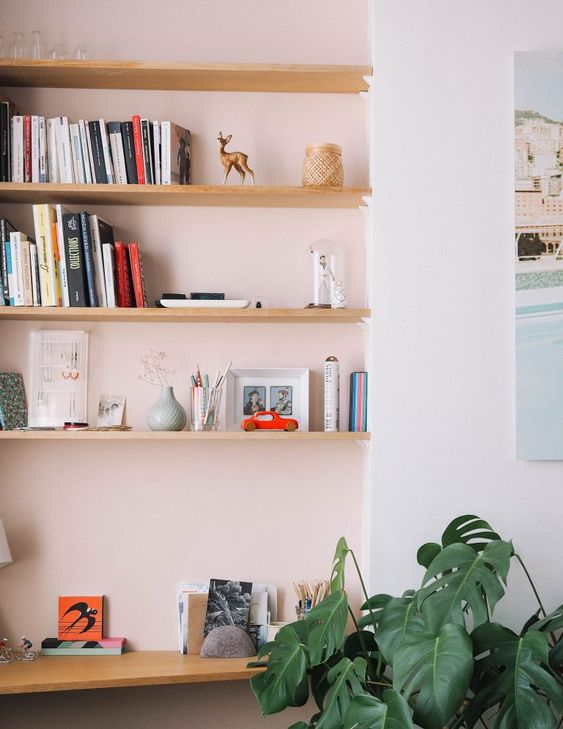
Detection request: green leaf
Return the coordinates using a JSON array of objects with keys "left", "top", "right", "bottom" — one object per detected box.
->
[
  {"left": 307, "top": 589, "right": 349, "bottom": 666},
  {"left": 417, "top": 540, "right": 512, "bottom": 631},
  {"left": 361, "top": 594, "right": 393, "bottom": 612},
  {"left": 392, "top": 622, "right": 473, "bottom": 729},
  {"left": 359, "top": 594, "right": 393, "bottom": 631},
  {"left": 375, "top": 594, "right": 425, "bottom": 666},
  {"left": 441, "top": 514, "right": 502, "bottom": 551},
  {"left": 250, "top": 625, "right": 309, "bottom": 715},
  {"left": 331, "top": 537, "right": 350, "bottom": 592},
  {"left": 315, "top": 657, "right": 367, "bottom": 729},
  {"left": 468, "top": 623, "right": 563, "bottom": 729},
  {"left": 343, "top": 690, "right": 414, "bottom": 729},
  {"left": 417, "top": 542, "right": 441, "bottom": 568},
  {"left": 289, "top": 723, "right": 309, "bottom": 729},
  {"left": 527, "top": 604, "right": 563, "bottom": 635},
  {"left": 550, "top": 639, "right": 563, "bottom": 674},
  {"left": 343, "top": 630, "right": 378, "bottom": 659}
]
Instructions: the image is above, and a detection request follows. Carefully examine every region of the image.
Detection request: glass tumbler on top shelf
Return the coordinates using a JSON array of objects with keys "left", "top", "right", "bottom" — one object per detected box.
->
[
  {"left": 30, "top": 30, "right": 42, "bottom": 59},
  {"left": 8, "top": 32, "right": 27, "bottom": 59}
]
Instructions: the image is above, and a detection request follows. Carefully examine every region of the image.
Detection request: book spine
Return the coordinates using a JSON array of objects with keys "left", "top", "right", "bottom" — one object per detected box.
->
[
  {"left": 30, "top": 242, "right": 41, "bottom": 306},
  {"left": 46, "top": 118, "right": 59, "bottom": 183},
  {"left": 121, "top": 121, "right": 138, "bottom": 184},
  {"left": 20, "top": 239, "right": 33, "bottom": 306},
  {"left": 88, "top": 121, "right": 108, "bottom": 184},
  {"left": 79, "top": 211, "right": 98, "bottom": 306},
  {"left": 62, "top": 212, "right": 88, "bottom": 306},
  {"left": 4, "top": 240, "right": 14, "bottom": 305},
  {"left": 160, "top": 121, "right": 170, "bottom": 185},
  {"left": 33, "top": 205, "right": 60, "bottom": 306},
  {"left": 54, "top": 205, "right": 70, "bottom": 307},
  {"left": 128, "top": 242, "right": 147, "bottom": 307},
  {"left": 10, "top": 232, "right": 25, "bottom": 306},
  {"left": 68, "top": 123, "right": 84, "bottom": 183},
  {"left": 102, "top": 243, "right": 116, "bottom": 307},
  {"left": 88, "top": 215, "right": 108, "bottom": 307},
  {"left": 98, "top": 120, "right": 115, "bottom": 184},
  {"left": 0, "top": 101, "right": 10, "bottom": 182},
  {"left": 41, "top": 648, "right": 124, "bottom": 656},
  {"left": 55, "top": 117, "right": 74, "bottom": 183},
  {"left": 78, "top": 120, "right": 93, "bottom": 184},
  {"left": 11, "top": 116, "right": 24, "bottom": 183},
  {"left": 23, "top": 114, "right": 31, "bottom": 182},
  {"left": 83, "top": 120, "right": 97, "bottom": 182},
  {"left": 31, "top": 115, "right": 40, "bottom": 182},
  {"left": 140, "top": 119, "right": 153, "bottom": 184},
  {"left": 152, "top": 120, "right": 161, "bottom": 185},
  {"left": 131, "top": 115, "right": 145, "bottom": 184},
  {"left": 113, "top": 241, "right": 132, "bottom": 307},
  {"left": 107, "top": 122, "right": 128, "bottom": 185},
  {"left": 38, "top": 116, "right": 47, "bottom": 183}
]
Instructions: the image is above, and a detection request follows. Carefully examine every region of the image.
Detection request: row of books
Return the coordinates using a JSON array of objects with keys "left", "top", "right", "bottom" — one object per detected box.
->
[
  {"left": 0, "top": 206, "right": 148, "bottom": 308},
  {"left": 0, "top": 98, "right": 191, "bottom": 186},
  {"left": 41, "top": 637, "right": 126, "bottom": 656},
  {"left": 349, "top": 370, "right": 368, "bottom": 432}
]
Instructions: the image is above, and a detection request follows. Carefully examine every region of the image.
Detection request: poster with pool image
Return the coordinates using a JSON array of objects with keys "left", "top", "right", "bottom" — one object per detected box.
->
[{"left": 515, "top": 52, "right": 563, "bottom": 458}]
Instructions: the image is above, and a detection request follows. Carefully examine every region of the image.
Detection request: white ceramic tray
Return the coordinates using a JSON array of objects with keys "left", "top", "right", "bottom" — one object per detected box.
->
[{"left": 159, "top": 299, "right": 250, "bottom": 308}]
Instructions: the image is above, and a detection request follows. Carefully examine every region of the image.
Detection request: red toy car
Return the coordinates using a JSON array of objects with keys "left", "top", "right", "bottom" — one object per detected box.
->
[{"left": 241, "top": 410, "right": 299, "bottom": 432}]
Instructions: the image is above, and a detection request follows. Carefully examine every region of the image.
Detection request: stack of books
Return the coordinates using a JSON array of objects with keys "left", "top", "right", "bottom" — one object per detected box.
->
[
  {"left": 349, "top": 371, "right": 368, "bottom": 432},
  {"left": 41, "top": 637, "right": 126, "bottom": 656},
  {"left": 0, "top": 205, "right": 147, "bottom": 308},
  {"left": 0, "top": 94, "right": 191, "bottom": 187}
]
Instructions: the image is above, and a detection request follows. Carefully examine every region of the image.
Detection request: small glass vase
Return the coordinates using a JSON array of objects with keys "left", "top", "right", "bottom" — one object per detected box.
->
[{"left": 147, "top": 386, "right": 187, "bottom": 431}]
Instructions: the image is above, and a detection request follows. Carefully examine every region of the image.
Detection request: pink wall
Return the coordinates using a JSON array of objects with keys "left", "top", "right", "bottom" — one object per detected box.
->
[{"left": 0, "top": 0, "right": 369, "bottom": 726}]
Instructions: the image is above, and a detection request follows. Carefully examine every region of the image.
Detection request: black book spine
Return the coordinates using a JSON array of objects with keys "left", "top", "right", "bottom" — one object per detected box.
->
[
  {"left": 79, "top": 211, "right": 98, "bottom": 307},
  {"left": 62, "top": 212, "right": 88, "bottom": 306},
  {"left": 0, "top": 103, "right": 10, "bottom": 182},
  {"left": 121, "top": 122, "right": 138, "bottom": 184},
  {"left": 87, "top": 121, "right": 108, "bottom": 184},
  {"left": 140, "top": 120, "right": 153, "bottom": 184}
]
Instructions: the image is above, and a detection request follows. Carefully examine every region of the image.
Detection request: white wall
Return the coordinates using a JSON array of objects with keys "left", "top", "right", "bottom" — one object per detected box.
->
[{"left": 370, "top": 0, "right": 563, "bottom": 624}]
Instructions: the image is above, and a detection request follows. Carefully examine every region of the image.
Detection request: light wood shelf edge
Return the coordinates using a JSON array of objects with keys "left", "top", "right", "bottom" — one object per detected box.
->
[
  {"left": 0, "top": 183, "right": 371, "bottom": 208},
  {"left": 0, "top": 652, "right": 263, "bottom": 695},
  {"left": 0, "top": 431, "right": 370, "bottom": 441},
  {"left": 0, "top": 307, "right": 370, "bottom": 323},
  {"left": 0, "top": 59, "right": 372, "bottom": 93}
]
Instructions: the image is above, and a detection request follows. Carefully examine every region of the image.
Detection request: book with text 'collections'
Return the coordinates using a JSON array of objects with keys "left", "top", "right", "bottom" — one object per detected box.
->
[{"left": 61, "top": 211, "right": 88, "bottom": 307}]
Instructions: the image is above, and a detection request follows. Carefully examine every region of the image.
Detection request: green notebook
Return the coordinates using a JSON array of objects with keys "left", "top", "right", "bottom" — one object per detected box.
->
[{"left": 0, "top": 372, "right": 27, "bottom": 430}]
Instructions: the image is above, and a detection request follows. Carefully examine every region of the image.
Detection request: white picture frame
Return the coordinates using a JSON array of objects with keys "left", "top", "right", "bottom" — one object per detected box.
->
[{"left": 225, "top": 368, "right": 310, "bottom": 432}]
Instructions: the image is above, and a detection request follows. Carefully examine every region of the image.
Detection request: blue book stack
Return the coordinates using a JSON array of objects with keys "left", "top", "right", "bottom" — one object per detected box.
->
[{"left": 349, "top": 371, "right": 368, "bottom": 432}]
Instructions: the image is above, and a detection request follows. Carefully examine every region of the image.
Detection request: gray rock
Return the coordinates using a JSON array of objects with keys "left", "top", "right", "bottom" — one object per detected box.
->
[{"left": 200, "top": 626, "right": 255, "bottom": 658}]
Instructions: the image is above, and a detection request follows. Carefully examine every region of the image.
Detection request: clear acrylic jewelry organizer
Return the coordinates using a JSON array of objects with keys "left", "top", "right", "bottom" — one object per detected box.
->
[{"left": 29, "top": 331, "right": 89, "bottom": 427}]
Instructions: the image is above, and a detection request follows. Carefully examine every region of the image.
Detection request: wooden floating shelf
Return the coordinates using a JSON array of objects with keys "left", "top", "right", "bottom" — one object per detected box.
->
[
  {"left": 0, "top": 306, "right": 370, "bottom": 324},
  {"left": 0, "top": 59, "right": 372, "bottom": 94},
  {"left": 0, "top": 652, "right": 263, "bottom": 695},
  {"left": 0, "top": 183, "right": 371, "bottom": 208},
  {"left": 0, "top": 430, "right": 370, "bottom": 442}
]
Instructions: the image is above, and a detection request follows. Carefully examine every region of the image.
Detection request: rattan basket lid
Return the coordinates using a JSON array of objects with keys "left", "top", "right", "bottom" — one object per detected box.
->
[{"left": 305, "top": 143, "right": 342, "bottom": 154}]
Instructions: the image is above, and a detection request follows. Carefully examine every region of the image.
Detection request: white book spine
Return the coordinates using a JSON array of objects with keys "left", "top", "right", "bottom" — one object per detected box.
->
[
  {"left": 30, "top": 243, "right": 41, "bottom": 306},
  {"left": 54, "top": 204, "right": 70, "bottom": 307},
  {"left": 89, "top": 215, "right": 108, "bottom": 307},
  {"left": 78, "top": 120, "right": 93, "bottom": 184},
  {"left": 38, "top": 117, "right": 47, "bottom": 183},
  {"left": 69, "top": 123, "right": 85, "bottom": 184},
  {"left": 83, "top": 120, "right": 97, "bottom": 183},
  {"left": 46, "top": 118, "right": 59, "bottom": 183},
  {"left": 102, "top": 243, "right": 116, "bottom": 307},
  {"left": 9, "top": 232, "right": 27, "bottom": 306},
  {"left": 20, "top": 240, "right": 33, "bottom": 306},
  {"left": 55, "top": 117, "right": 74, "bottom": 184},
  {"left": 98, "top": 120, "right": 114, "bottom": 183},
  {"left": 11, "top": 116, "right": 24, "bottom": 183},
  {"left": 152, "top": 121, "right": 161, "bottom": 185},
  {"left": 161, "top": 121, "right": 170, "bottom": 185},
  {"left": 108, "top": 127, "right": 128, "bottom": 185},
  {"left": 31, "top": 115, "right": 40, "bottom": 183}
]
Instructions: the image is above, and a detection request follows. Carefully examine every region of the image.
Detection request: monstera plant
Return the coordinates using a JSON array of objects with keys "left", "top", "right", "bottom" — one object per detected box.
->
[{"left": 250, "top": 515, "right": 563, "bottom": 729}]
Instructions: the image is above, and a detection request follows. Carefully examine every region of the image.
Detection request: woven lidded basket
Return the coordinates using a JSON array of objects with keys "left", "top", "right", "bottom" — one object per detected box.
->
[{"left": 302, "top": 143, "right": 344, "bottom": 186}]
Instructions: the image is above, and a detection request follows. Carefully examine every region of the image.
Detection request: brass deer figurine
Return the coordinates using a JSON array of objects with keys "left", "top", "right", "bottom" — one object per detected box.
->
[{"left": 217, "top": 132, "right": 255, "bottom": 185}]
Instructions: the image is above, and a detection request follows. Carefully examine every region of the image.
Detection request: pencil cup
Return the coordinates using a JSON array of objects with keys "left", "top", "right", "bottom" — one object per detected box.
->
[{"left": 190, "top": 386, "right": 223, "bottom": 431}]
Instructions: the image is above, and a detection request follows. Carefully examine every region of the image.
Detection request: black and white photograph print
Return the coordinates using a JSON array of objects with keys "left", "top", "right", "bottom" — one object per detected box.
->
[
  {"left": 270, "top": 386, "right": 293, "bottom": 415},
  {"left": 243, "top": 386, "right": 266, "bottom": 415},
  {"left": 203, "top": 579, "right": 253, "bottom": 637},
  {"left": 97, "top": 394, "right": 126, "bottom": 427}
]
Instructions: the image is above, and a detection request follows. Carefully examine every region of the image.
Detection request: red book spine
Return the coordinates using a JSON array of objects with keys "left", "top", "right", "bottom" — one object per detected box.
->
[
  {"left": 131, "top": 116, "right": 145, "bottom": 184},
  {"left": 128, "top": 242, "right": 147, "bottom": 308},
  {"left": 24, "top": 114, "right": 31, "bottom": 182},
  {"left": 114, "top": 241, "right": 133, "bottom": 307}
]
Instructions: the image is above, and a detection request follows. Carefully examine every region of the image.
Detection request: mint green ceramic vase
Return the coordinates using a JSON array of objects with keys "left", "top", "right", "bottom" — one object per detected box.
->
[{"left": 147, "top": 386, "right": 187, "bottom": 431}]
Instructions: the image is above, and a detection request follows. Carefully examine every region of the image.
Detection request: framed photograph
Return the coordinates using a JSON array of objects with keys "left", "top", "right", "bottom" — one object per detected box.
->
[{"left": 225, "top": 368, "right": 309, "bottom": 431}]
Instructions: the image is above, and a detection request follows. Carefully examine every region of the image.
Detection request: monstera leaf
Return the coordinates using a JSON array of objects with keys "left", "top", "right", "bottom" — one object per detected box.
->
[
  {"left": 417, "top": 514, "right": 502, "bottom": 568},
  {"left": 467, "top": 623, "right": 563, "bottom": 729},
  {"left": 358, "top": 594, "right": 393, "bottom": 631},
  {"left": 314, "top": 657, "right": 367, "bottom": 729},
  {"left": 331, "top": 537, "right": 351, "bottom": 592},
  {"left": 374, "top": 593, "right": 425, "bottom": 666},
  {"left": 343, "top": 690, "right": 414, "bottom": 729},
  {"left": 417, "top": 540, "right": 512, "bottom": 632},
  {"left": 307, "top": 589, "right": 349, "bottom": 666},
  {"left": 250, "top": 624, "right": 309, "bottom": 715},
  {"left": 392, "top": 622, "right": 473, "bottom": 729}
]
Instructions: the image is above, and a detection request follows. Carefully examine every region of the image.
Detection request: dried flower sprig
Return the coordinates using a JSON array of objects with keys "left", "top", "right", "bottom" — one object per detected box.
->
[{"left": 138, "top": 349, "right": 176, "bottom": 387}]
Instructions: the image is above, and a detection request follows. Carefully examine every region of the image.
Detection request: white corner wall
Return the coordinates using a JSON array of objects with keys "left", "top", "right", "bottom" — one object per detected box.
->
[{"left": 369, "top": 0, "right": 563, "bottom": 622}]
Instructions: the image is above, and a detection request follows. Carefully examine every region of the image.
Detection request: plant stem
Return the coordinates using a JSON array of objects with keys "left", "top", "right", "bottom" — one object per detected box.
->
[
  {"left": 514, "top": 553, "right": 547, "bottom": 617},
  {"left": 349, "top": 549, "right": 371, "bottom": 605}
]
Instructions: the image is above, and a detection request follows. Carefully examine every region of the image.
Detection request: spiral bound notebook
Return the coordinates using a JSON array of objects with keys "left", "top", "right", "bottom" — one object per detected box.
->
[{"left": 0, "top": 372, "right": 27, "bottom": 430}]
